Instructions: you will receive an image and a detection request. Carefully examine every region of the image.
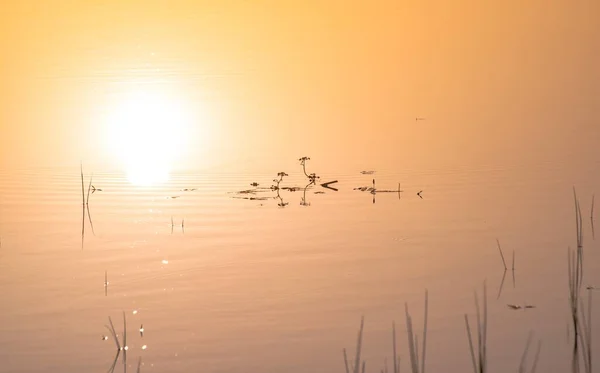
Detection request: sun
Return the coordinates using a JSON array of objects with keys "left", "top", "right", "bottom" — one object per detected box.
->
[{"left": 105, "top": 88, "right": 192, "bottom": 186}]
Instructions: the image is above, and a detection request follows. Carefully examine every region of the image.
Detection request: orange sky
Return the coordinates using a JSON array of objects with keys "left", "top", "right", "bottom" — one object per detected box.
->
[{"left": 1, "top": 1, "right": 598, "bottom": 173}]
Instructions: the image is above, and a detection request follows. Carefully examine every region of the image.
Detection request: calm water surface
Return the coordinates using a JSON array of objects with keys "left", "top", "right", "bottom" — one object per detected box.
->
[{"left": 0, "top": 161, "right": 599, "bottom": 373}]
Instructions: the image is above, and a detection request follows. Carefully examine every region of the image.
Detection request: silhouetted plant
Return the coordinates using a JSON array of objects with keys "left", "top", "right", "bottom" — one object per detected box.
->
[
  {"left": 299, "top": 156, "right": 320, "bottom": 183},
  {"left": 300, "top": 182, "right": 313, "bottom": 206},
  {"left": 271, "top": 172, "right": 288, "bottom": 191}
]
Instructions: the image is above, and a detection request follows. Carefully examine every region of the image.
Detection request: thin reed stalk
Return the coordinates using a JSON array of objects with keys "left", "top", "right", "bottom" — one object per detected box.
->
[
  {"left": 496, "top": 269, "right": 507, "bottom": 299},
  {"left": 464, "top": 281, "right": 487, "bottom": 373},
  {"left": 86, "top": 174, "right": 93, "bottom": 205},
  {"left": 495, "top": 239, "right": 507, "bottom": 270},
  {"left": 80, "top": 162, "right": 85, "bottom": 206},
  {"left": 591, "top": 195, "right": 595, "bottom": 240},
  {"left": 518, "top": 331, "right": 533, "bottom": 373},
  {"left": 354, "top": 316, "right": 364, "bottom": 373},
  {"left": 343, "top": 316, "right": 365, "bottom": 373},
  {"left": 512, "top": 250, "right": 515, "bottom": 271},
  {"left": 421, "top": 290, "right": 429, "bottom": 373},
  {"left": 404, "top": 290, "right": 428, "bottom": 373},
  {"left": 568, "top": 189, "right": 592, "bottom": 373},
  {"left": 530, "top": 340, "right": 542, "bottom": 373},
  {"left": 392, "top": 322, "right": 398, "bottom": 373}
]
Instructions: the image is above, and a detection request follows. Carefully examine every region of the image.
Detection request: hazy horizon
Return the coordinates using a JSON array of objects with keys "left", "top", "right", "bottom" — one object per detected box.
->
[
  {"left": 1, "top": 2, "right": 599, "bottom": 372},
  {"left": 2, "top": 1, "right": 599, "bottom": 176}
]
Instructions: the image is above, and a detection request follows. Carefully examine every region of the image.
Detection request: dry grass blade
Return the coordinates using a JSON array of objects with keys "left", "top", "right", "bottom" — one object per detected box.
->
[
  {"left": 464, "top": 281, "right": 487, "bottom": 373},
  {"left": 577, "top": 298, "right": 591, "bottom": 373},
  {"left": 518, "top": 331, "right": 533, "bottom": 373},
  {"left": 530, "top": 340, "right": 542, "bottom": 373},
  {"left": 474, "top": 291, "right": 482, "bottom": 370},
  {"left": 343, "top": 348, "right": 350, "bottom": 373},
  {"left": 421, "top": 290, "right": 429, "bottom": 373},
  {"left": 81, "top": 203, "right": 85, "bottom": 250},
  {"left": 405, "top": 303, "right": 418, "bottom": 373},
  {"left": 107, "top": 350, "right": 120, "bottom": 373},
  {"left": 136, "top": 356, "right": 142, "bottom": 373},
  {"left": 495, "top": 239, "right": 507, "bottom": 270},
  {"left": 512, "top": 250, "right": 515, "bottom": 271},
  {"left": 392, "top": 322, "right": 398, "bottom": 373},
  {"left": 343, "top": 317, "right": 365, "bottom": 373},
  {"left": 496, "top": 270, "right": 507, "bottom": 300},
  {"left": 592, "top": 195, "right": 595, "bottom": 240},
  {"left": 123, "top": 311, "right": 127, "bottom": 350},
  {"left": 354, "top": 316, "right": 364, "bottom": 373},
  {"left": 86, "top": 203, "right": 95, "bottom": 236},
  {"left": 414, "top": 335, "right": 419, "bottom": 370},
  {"left": 86, "top": 174, "right": 93, "bottom": 205},
  {"left": 106, "top": 317, "right": 121, "bottom": 350},
  {"left": 568, "top": 189, "right": 592, "bottom": 373},
  {"left": 482, "top": 283, "right": 487, "bottom": 372},
  {"left": 80, "top": 162, "right": 85, "bottom": 206},
  {"left": 464, "top": 315, "right": 478, "bottom": 373},
  {"left": 587, "top": 290, "right": 592, "bottom": 372}
]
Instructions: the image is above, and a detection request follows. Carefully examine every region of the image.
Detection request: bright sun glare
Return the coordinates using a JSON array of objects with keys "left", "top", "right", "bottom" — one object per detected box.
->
[{"left": 106, "top": 89, "right": 192, "bottom": 186}]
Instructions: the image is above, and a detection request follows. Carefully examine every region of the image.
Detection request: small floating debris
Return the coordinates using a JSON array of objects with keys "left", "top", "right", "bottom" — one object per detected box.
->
[
  {"left": 232, "top": 196, "right": 269, "bottom": 201},
  {"left": 140, "top": 324, "right": 144, "bottom": 337},
  {"left": 281, "top": 186, "right": 302, "bottom": 192},
  {"left": 102, "top": 335, "right": 109, "bottom": 341},
  {"left": 360, "top": 171, "right": 375, "bottom": 175},
  {"left": 417, "top": 190, "right": 423, "bottom": 199},
  {"left": 167, "top": 196, "right": 180, "bottom": 199},
  {"left": 181, "top": 188, "right": 197, "bottom": 192},
  {"left": 354, "top": 179, "right": 376, "bottom": 193},
  {"left": 161, "top": 260, "right": 169, "bottom": 264},
  {"left": 416, "top": 117, "right": 426, "bottom": 121},
  {"left": 142, "top": 344, "right": 147, "bottom": 350},
  {"left": 507, "top": 304, "right": 536, "bottom": 310},
  {"left": 236, "top": 189, "right": 257, "bottom": 194},
  {"left": 91, "top": 185, "right": 103, "bottom": 193},
  {"left": 314, "top": 191, "right": 325, "bottom": 194},
  {"left": 250, "top": 182, "right": 259, "bottom": 187},
  {"left": 320, "top": 180, "right": 338, "bottom": 187}
]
